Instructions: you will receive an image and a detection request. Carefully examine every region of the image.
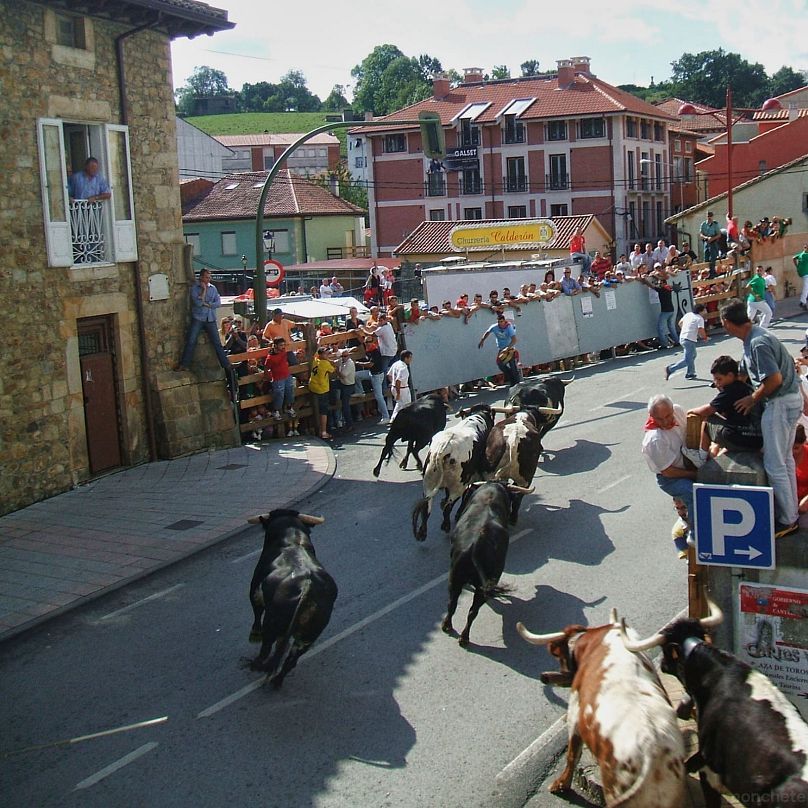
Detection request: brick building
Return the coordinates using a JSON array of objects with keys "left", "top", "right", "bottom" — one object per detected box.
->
[
  {"left": 352, "top": 58, "right": 678, "bottom": 258},
  {"left": 1, "top": 0, "right": 234, "bottom": 515},
  {"left": 216, "top": 133, "right": 341, "bottom": 177}
]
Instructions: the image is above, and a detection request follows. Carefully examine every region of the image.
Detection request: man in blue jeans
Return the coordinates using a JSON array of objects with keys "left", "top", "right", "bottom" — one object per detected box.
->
[
  {"left": 665, "top": 304, "right": 708, "bottom": 381},
  {"left": 175, "top": 269, "right": 231, "bottom": 372},
  {"left": 641, "top": 264, "right": 679, "bottom": 350},
  {"left": 478, "top": 314, "right": 520, "bottom": 387}
]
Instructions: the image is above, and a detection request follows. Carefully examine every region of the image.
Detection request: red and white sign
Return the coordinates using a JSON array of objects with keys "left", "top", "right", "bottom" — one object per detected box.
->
[{"left": 264, "top": 259, "right": 285, "bottom": 287}]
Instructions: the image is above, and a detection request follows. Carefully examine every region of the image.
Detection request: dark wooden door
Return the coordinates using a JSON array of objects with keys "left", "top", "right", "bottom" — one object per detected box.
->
[{"left": 78, "top": 318, "right": 122, "bottom": 474}]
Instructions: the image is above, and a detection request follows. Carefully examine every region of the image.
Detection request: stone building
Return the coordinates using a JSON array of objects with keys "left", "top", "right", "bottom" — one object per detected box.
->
[{"left": 0, "top": 0, "right": 234, "bottom": 515}]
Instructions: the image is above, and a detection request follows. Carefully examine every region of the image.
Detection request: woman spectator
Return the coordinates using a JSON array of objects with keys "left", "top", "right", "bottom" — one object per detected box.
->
[
  {"left": 345, "top": 306, "right": 363, "bottom": 348},
  {"left": 364, "top": 264, "right": 382, "bottom": 306}
]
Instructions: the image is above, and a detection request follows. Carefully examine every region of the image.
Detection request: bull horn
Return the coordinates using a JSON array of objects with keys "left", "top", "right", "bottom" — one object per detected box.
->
[
  {"left": 562, "top": 376, "right": 575, "bottom": 386},
  {"left": 247, "top": 513, "right": 270, "bottom": 524},
  {"left": 507, "top": 485, "right": 534, "bottom": 494},
  {"left": 516, "top": 621, "right": 566, "bottom": 646},
  {"left": 619, "top": 617, "right": 665, "bottom": 653},
  {"left": 609, "top": 607, "right": 618, "bottom": 625},
  {"left": 536, "top": 405, "right": 562, "bottom": 415},
  {"left": 297, "top": 513, "right": 325, "bottom": 526},
  {"left": 490, "top": 406, "right": 512, "bottom": 414},
  {"left": 699, "top": 597, "right": 724, "bottom": 629}
]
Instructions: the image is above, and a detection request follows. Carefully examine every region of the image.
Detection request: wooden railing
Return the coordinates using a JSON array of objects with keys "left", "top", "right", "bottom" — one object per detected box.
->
[{"left": 689, "top": 257, "right": 750, "bottom": 326}]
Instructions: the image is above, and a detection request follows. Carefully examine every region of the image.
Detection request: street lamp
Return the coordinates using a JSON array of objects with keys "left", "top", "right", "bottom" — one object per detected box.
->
[
  {"left": 240, "top": 253, "right": 247, "bottom": 296},
  {"left": 677, "top": 89, "right": 782, "bottom": 219}
]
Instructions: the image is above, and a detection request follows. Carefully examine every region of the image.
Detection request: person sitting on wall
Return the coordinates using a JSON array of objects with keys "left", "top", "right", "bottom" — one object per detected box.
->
[
  {"left": 569, "top": 227, "right": 592, "bottom": 275},
  {"left": 175, "top": 269, "right": 232, "bottom": 373}
]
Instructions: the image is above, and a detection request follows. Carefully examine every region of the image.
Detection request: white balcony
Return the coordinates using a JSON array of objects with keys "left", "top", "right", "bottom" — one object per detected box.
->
[{"left": 70, "top": 200, "right": 108, "bottom": 264}]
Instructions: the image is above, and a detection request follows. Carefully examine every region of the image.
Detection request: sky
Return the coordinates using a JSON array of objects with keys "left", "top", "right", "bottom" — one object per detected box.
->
[{"left": 171, "top": 0, "right": 808, "bottom": 100}]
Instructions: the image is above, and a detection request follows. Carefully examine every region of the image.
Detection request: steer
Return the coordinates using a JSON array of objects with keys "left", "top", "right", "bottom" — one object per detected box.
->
[
  {"left": 246, "top": 509, "right": 338, "bottom": 689},
  {"left": 442, "top": 481, "right": 531, "bottom": 646},
  {"left": 621, "top": 601, "right": 808, "bottom": 807},
  {"left": 373, "top": 393, "right": 450, "bottom": 478},
  {"left": 517, "top": 614, "right": 686, "bottom": 807},
  {"left": 411, "top": 404, "right": 495, "bottom": 541},
  {"left": 505, "top": 374, "right": 573, "bottom": 451}
]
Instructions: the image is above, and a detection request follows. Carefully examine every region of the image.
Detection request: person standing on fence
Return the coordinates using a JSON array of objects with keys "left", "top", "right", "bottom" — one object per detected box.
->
[
  {"left": 478, "top": 314, "right": 520, "bottom": 387},
  {"left": 175, "top": 269, "right": 232, "bottom": 372},
  {"left": 746, "top": 266, "right": 773, "bottom": 328},
  {"left": 794, "top": 243, "right": 808, "bottom": 310},
  {"left": 720, "top": 298, "right": 802, "bottom": 538},
  {"left": 665, "top": 304, "right": 708, "bottom": 381},
  {"left": 700, "top": 210, "right": 722, "bottom": 277},
  {"left": 388, "top": 350, "right": 413, "bottom": 419}
]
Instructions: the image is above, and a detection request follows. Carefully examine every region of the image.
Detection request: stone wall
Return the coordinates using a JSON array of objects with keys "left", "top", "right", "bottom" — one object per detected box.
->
[{"left": 0, "top": 3, "right": 236, "bottom": 516}]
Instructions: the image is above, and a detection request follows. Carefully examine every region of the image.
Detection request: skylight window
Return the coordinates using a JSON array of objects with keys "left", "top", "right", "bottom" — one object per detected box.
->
[
  {"left": 497, "top": 98, "right": 535, "bottom": 118},
  {"left": 451, "top": 102, "right": 491, "bottom": 123},
  {"left": 225, "top": 183, "right": 239, "bottom": 190}
]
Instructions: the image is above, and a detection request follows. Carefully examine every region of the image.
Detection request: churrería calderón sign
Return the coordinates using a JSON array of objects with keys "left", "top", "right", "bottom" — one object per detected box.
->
[{"left": 449, "top": 219, "right": 557, "bottom": 251}]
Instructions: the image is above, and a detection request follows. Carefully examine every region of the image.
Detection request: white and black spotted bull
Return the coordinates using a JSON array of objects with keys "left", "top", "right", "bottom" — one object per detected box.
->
[
  {"left": 517, "top": 612, "right": 686, "bottom": 807},
  {"left": 246, "top": 509, "right": 337, "bottom": 689},
  {"left": 621, "top": 600, "right": 808, "bottom": 807},
  {"left": 411, "top": 404, "right": 495, "bottom": 541},
  {"left": 505, "top": 374, "right": 573, "bottom": 451},
  {"left": 373, "top": 393, "right": 450, "bottom": 478},
  {"left": 442, "top": 481, "right": 531, "bottom": 646}
]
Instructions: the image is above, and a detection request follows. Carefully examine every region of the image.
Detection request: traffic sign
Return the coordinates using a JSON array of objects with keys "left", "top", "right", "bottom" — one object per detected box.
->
[
  {"left": 263, "top": 258, "right": 285, "bottom": 287},
  {"left": 693, "top": 483, "right": 775, "bottom": 569}
]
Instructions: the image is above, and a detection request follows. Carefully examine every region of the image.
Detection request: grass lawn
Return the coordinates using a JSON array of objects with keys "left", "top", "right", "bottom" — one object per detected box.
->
[{"left": 184, "top": 112, "right": 349, "bottom": 154}]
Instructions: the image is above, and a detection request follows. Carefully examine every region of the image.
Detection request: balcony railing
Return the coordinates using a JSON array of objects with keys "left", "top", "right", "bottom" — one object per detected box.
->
[
  {"left": 460, "top": 177, "right": 482, "bottom": 195},
  {"left": 503, "top": 175, "right": 528, "bottom": 193},
  {"left": 545, "top": 173, "right": 569, "bottom": 191},
  {"left": 425, "top": 176, "right": 447, "bottom": 197},
  {"left": 503, "top": 125, "right": 526, "bottom": 144},
  {"left": 70, "top": 200, "right": 107, "bottom": 264}
]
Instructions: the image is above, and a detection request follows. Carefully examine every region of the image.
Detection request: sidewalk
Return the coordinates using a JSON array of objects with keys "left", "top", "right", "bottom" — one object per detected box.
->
[{"left": 0, "top": 440, "right": 335, "bottom": 643}]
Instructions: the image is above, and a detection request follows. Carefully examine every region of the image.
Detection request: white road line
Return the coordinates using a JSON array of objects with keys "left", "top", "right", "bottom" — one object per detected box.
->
[
  {"left": 231, "top": 548, "right": 261, "bottom": 564},
  {"left": 598, "top": 475, "right": 631, "bottom": 493},
  {"left": 198, "top": 527, "right": 534, "bottom": 719},
  {"left": 100, "top": 584, "right": 185, "bottom": 621},
  {"left": 496, "top": 715, "right": 566, "bottom": 786},
  {"left": 74, "top": 742, "right": 158, "bottom": 790},
  {"left": 596, "top": 387, "right": 646, "bottom": 409}
]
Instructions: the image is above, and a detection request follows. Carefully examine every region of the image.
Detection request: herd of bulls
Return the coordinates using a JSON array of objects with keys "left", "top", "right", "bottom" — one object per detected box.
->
[{"left": 242, "top": 374, "right": 808, "bottom": 805}]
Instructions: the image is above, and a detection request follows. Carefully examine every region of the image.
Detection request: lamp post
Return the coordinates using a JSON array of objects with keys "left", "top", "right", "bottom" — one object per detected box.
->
[
  {"left": 677, "top": 89, "right": 782, "bottom": 219},
  {"left": 240, "top": 253, "right": 248, "bottom": 296}
]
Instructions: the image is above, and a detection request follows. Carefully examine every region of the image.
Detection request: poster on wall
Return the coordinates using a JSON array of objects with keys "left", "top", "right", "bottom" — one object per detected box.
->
[{"left": 738, "top": 582, "right": 808, "bottom": 709}]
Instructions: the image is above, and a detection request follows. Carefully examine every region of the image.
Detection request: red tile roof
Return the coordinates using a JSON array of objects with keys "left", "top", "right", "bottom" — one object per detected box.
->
[
  {"left": 393, "top": 215, "right": 600, "bottom": 256},
  {"left": 752, "top": 108, "right": 808, "bottom": 121},
  {"left": 352, "top": 72, "right": 675, "bottom": 133},
  {"left": 182, "top": 170, "right": 365, "bottom": 222},
  {"left": 215, "top": 133, "right": 339, "bottom": 147},
  {"left": 655, "top": 98, "right": 727, "bottom": 132}
]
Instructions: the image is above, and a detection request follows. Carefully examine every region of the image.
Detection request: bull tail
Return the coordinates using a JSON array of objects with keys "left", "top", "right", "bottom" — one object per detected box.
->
[
  {"left": 481, "top": 582, "right": 513, "bottom": 599},
  {"left": 608, "top": 741, "right": 677, "bottom": 807},
  {"left": 255, "top": 579, "right": 312, "bottom": 679},
  {"left": 412, "top": 497, "right": 430, "bottom": 541}
]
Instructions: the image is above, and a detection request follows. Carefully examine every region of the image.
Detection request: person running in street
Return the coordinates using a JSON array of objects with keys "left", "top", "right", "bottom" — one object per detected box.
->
[
  {"left": 665, "top": 304, "right": 708, "bottom": 381},
  {"left": 478, "top": 314, "right": 519, "bottom": 387},
  {"left": 388, "top": 350, "right": 413, "bottom": 419}
]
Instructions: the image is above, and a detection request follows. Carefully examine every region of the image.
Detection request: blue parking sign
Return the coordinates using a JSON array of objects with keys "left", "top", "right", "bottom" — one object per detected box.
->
[{"left": 693, "top": 484, "right": 775, "bottom": 569}]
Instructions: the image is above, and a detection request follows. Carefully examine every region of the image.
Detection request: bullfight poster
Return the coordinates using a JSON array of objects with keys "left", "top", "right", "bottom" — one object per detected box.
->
[{"left": 738, "top": 581, "right": 808, "bottom": 715}]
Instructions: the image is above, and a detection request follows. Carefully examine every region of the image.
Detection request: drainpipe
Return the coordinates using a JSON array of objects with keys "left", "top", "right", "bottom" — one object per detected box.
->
[
  {"left": 301, "top": 216, "right": 309, "bottom": 265},
  {"left": 115, "top": 18, "right": 160, "bottom": 462}
]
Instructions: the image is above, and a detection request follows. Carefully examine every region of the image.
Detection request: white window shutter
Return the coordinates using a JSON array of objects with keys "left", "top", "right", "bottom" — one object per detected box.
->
[
  {"left": 105, "top": 124, "right": 138, "bottom": 262},
  {"left": 37, "top": 118, "right": 73, "bottom": 266}
]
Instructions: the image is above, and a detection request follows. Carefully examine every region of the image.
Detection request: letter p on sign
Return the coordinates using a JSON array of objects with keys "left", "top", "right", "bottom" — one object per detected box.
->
[{"left": 710, "top": 497, "right": 755, "bottom": 556}]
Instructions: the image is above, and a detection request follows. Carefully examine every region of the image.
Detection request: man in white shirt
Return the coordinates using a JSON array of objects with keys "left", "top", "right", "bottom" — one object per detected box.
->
[
  {"left": 665, "top": 304, "right": 708, "bottom": 381},
  {"left": 388, "top": 350, "right": 413, "bottom": 419},
  {"left": 651, "top": 239, "right": 668, "bottom": 267},
  {"left": 629, "top": 243, "right": 645, "bottom": 273},
  {"left": 319, "top": 278, "right": 333, "bottom": 298},
  {"left": 641, "top": 394, "right": 698, "bottom": 518}
]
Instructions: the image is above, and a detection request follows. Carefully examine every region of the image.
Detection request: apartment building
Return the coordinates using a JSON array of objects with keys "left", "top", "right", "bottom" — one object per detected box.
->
[{"left": 352, "top": 58, "right": 677, "bottom": 257}]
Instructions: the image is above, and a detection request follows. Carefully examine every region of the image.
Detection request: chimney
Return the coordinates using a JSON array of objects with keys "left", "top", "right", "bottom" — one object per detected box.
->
[
  {"left": 570, "top": 56, "right": 592, "bottom": 76},
  {"left": 329, "top": 173, "right": 340, "bottom": 197},
  {"left": 463, "top": 67, "right": 484, "bottom": 84},
  {"left": 364, "top": 110, "right": 374, "bottom": 121},
  {"left": 556, "top": 59, "right": 574, "bottom": 87},
  {"left": 432, "top": 72, "right": 450, "bottom": 99}
]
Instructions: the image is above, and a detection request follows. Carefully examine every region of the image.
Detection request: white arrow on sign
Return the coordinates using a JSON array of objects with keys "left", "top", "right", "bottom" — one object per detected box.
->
[{"left": 734, "top": 546, "right": 763, "bottom": 561}]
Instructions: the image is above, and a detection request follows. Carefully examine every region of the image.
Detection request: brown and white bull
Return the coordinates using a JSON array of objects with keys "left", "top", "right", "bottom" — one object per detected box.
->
[{"left": 517, "top": 613, "right": 685, "bottom": 807}]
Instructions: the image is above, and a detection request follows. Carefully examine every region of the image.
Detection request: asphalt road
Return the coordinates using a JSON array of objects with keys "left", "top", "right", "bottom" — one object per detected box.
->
[{"left": 3, "top": 317, "right": 806, "bottom": 808}]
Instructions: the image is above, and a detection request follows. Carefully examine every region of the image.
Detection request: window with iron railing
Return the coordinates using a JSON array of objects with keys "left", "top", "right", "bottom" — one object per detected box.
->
[
  {"left": 626, "top": 117, "right": 637, "bottom": 137},
  {"left": 460, "top": 120, "right": 480, "bottom": 147},
  {"left": 548, "top": 120, "right": 567, "bottom": 141},
  {"left": 425, "top": 173, "right": 446, "bottom": 196},
  {"left": 640, "top": 121, "right": 650, "bottom": 139},
  {"left": 505, "top": 157, "right": 526, "bottom": 192},
  {"left": 503, "top": 117, "right": 526, "bottom": 144},
  {"left": 547, "top": 154, "right": 567, "bottom": 190},
  {"left": 546, "top": 173, "right": 569, "bottom": 190},
  {"left": 383, "top": 134, "right": 406, "bottom": 153},
  {"left": 580, "top": 118, "right": 605, "bottom": 139},
  {"left": 460, "top": 169, "right": 482, "bottom": 195},
  {"left": 627, "top": 151, "right": 636, "bottom": 190}
]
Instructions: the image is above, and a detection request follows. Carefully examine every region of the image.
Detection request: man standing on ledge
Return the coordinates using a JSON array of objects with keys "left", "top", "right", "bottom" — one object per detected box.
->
[
  {"left": 479, "top": 314, "right": 519, "bottom": 387},
  {"left": 793, "top": 243, "right": 808, "bottom": 310},
  {"left": 720, "top": 298, "right": 801, "bottom": 538},
  {"left": 68, "top": 157, "right": 111, "bottom": 203},
  {"left": 699, "top": 210, "right": 721, "bottom": 277},
  {"left": 569, "top": 227, "right": 592, "bottom": 276},
  {"left": 175, "top": 269, "right": 232, "bottom": 372}
]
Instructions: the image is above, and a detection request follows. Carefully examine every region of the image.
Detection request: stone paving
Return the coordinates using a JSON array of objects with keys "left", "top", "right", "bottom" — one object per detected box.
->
[{"left": 0, "top": 440, "right": 334, "bottom": 642}]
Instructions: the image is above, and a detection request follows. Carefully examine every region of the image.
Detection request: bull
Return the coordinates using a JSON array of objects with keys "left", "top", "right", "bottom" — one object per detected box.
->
[
  {"left": 621, "top": 600, "right": 808, "bottom": 807},
  {"left": 246, "top": 509, "right": 338, "bottom": 689},
  {"left": 517, "top": 612, "right": 686, "bottom": 807},
  {"left": 504, "top": 374, "right": 573, "bottom": 451},
  {"left": 442, "top": 481, "right": 532, "bottom": 646},
  {"left": 411, "top": 404, "right": 495, "bottom": 541},
  {"left": 372, "top": 393, "right": 450, "bottom": 478}
]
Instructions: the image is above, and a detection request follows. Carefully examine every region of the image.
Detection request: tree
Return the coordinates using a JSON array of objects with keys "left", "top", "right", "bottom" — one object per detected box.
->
[
  {"left": 418, "top": 54, "right": 443, "bottom": 80},
  {"left": 277, "top": 70, "right": 321, "bottom": 112},
  {"left": 322, "top": 84, "right": 350, "bottom": 111},
  {"left": 175, "top": 65, "right": 232, "bottom": 115},
  {"left": 491, "top": 65, "right": 511, "bottom": 80},
  {"left": 351, "top": 44, "right": 434, "bottom": 115},
  {"left": 313, "top": 164, "right": 368, "bottom": 218},
  {"left": 670, "top": 49, "right": 769, "bottom": 108},
  {"left": 520, "top": 60, "right": 541, "bottom": 77},
  {"left": 768, "top": 66, "right": 805, "bottom": 98}
]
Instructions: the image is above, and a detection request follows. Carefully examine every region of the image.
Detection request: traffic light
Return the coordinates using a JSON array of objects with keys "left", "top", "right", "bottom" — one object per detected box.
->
[{"left": 419, "top": 111, "right": 446, "bottom": 161}]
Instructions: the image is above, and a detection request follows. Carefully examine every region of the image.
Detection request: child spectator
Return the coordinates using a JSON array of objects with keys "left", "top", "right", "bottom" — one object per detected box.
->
[
  {"left": 263, "top": 337, "right": 296, "bottom": 420},
  {"left": 686, "top": 355, "right": 763, "bottom": 460},
  {"left": 793, "top": 424, "right": 808, "bottom": 515},
  {"left": 671, "top": 498, "right": 692, "bottom": 559},
  {"left": 308, "top": 346, "right": 337, "bottom": 440}
]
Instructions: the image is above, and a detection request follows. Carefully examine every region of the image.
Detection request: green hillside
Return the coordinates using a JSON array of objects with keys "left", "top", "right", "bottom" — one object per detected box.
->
[{"left": 184, "top": 112, "right": 349, "bottom": 155}]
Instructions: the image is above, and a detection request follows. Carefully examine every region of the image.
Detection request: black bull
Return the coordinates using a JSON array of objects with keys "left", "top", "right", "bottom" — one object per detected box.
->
[{"left": 505, "top": 375, "right": 573, "bottom": 450}]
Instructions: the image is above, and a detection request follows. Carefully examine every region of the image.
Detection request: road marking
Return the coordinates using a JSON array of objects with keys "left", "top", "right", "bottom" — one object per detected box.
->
[
  {"left": 74, "top": 742, "right": 158, "bottom": 790},
  {"left": 100, "top": 584, "right": 185, "bottom": 621},
  {"left": 598, "top": 475, "right": 631, "bottom": 493},
  {"left": 496, "top": 715, "right": 566, "bottom": 787},
  {"left": 231, "top": 548, "right": 261, "bottom": 564},
  {"left": 198, "top": 527, "right": 533, "bottom": 718}
]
